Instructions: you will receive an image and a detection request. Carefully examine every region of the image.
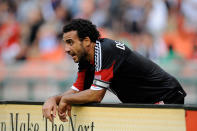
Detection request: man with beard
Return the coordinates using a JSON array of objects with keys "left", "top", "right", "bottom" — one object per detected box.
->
[{"left": 42, "top": 19, "right": 186, "bottom": 122}]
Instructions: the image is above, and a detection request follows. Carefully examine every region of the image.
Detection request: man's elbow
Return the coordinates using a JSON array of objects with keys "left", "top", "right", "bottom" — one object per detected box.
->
[
  {"left": 89, "top": 89, "right": 106, "bottom": 103},
  {"left": 93, "top": 95, "right": 104, "bottom": 103},
  {"left": 96, "top": 97, "right": 103, "bottom": 103}
]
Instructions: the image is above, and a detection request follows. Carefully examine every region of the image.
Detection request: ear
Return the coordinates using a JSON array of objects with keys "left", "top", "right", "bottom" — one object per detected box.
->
[{"left": 82, "top": 37, "right": 91, "bottom": 47}]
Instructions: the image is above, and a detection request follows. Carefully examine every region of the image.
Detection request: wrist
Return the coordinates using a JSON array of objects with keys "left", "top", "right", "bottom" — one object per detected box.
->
[
  {"left": 48, "top": 95, "right": 60, "bottom": 104},
  {"left": 61, "top": 95, "right": 69, "bottom": 104}
]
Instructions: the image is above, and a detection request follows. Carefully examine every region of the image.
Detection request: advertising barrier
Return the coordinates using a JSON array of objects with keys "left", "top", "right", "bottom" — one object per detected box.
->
[
  {"left": 186, "top": 110, "right": 197, "bottom": 131},
  {"left": 0, "top": 101, "right": 196, "bottom": 131}
]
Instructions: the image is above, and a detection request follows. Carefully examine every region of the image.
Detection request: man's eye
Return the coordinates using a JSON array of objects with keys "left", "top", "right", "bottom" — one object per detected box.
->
[{"left": 66, "top": 40, "right": 73, "bottom": 45}]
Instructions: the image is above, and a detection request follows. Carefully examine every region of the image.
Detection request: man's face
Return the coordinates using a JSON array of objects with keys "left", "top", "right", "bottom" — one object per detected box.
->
[{"left": 63, "top": 31, "right": 87, "bottom": 63}]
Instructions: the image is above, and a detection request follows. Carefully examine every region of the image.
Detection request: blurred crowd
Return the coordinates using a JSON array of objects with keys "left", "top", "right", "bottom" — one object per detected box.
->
[{"left": 0, "top": 0, "right": 197, "bottom": 64}]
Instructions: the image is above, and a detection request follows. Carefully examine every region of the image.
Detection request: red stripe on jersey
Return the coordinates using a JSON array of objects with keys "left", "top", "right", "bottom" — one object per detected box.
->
[
  {"left": 73, "top": 70, "right": 86, "bottom": 91},
  {"left": 95, "top": 62, "right": 115, "bottom": 82}
]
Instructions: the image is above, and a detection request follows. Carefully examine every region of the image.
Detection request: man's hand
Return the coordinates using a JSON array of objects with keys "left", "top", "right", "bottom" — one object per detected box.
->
[
  {"left": 42, "top": 89, "right": 77, "bottom": 122},
  {"left": 58, "top": 98, "right": 72, "bottom": 122},
  {"left": 42, "top": 97, "right": 57, "bottom": 122}
]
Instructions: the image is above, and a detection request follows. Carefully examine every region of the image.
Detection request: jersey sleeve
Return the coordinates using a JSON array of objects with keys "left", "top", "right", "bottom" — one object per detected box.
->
[
  {"left": 90, "top": 39, "right": 126, "bottom": 90},
  {"left": 71, "top": 61, "right": 89, "bottom": 91},
  {"left": 71, "top": 69, "right": 86, "bottom": 91}
]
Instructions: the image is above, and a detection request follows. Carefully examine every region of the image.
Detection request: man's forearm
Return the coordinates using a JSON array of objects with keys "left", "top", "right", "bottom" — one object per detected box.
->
[
  {"left": 52, "top": 89, "right": 78, "bottom": 104},
  {"left": 61, "top": 89, "right": 106, "bottom": 104}
]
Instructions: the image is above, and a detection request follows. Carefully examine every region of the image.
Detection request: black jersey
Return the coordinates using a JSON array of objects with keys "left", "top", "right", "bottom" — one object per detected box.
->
[{"left": 72, "top": 38, "right": 186, "bottom": 104}]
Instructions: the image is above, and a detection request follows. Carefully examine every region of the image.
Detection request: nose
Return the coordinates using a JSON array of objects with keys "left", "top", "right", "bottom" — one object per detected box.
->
[{"left": 64, "top": 44, "right": 71, "bottom": 53}]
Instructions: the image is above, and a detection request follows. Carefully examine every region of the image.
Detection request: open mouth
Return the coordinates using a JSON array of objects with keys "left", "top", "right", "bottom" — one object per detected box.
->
[
  {"left": 71, "top": 54, "right": 76, "bottom": 58},
  {"left": 70, "top": 53, "right": 77, "bottom": 60},
  {"left": 69, "top": 52, "right": 75, "bottom": 57}
]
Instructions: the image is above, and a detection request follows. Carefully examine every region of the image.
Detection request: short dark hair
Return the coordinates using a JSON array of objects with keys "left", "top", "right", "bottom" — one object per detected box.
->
[{"left": 63, "top": 19, "right": 100, "bottom": 42}]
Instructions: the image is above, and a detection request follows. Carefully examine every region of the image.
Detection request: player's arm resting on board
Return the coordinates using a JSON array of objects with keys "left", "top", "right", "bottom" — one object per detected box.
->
[
  {"left": 61, "top": 88, "right": 106, "bottom": 104},
  {"left": 42, "top": 88, "right": 78, "bottom": 122},
  {"left": 58, "top": 87, "right": 106, "bottom": 122}
]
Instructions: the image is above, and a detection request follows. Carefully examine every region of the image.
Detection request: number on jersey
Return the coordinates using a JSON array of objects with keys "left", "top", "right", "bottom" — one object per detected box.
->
[{"left": 115, "top": 41, "right": 125, "bottom": 50}]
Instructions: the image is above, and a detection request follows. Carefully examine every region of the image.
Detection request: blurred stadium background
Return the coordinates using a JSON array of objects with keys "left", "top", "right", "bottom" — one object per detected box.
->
[{"left": 0, "top": 0, "right": 197, "bottom": 104}]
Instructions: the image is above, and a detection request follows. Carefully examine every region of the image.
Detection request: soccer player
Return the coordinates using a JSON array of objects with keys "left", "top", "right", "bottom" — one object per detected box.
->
[{"left": 42, "top": 19, "right": 186, "bottom": 122}]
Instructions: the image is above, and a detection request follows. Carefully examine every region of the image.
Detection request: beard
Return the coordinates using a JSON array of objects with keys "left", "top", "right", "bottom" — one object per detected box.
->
[
  {"left": 75, "top": 44, "right": 88, "bottom": 63},
  {"left": 77, "top": 50, "right": 88, "bottom": 63}
]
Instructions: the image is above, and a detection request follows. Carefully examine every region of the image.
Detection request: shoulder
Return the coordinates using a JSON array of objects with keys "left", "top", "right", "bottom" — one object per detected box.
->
[
  {"left": 97, "top": 38, "right": 122, "bottom": 56},
  {"left": 95, "top": 38, "right": 126, "bottom": 71},
  {"left": 98, "top": 38, "right": 116, "bottom": 50},
  {"left": 95, "top": 38, "right": 117, "bottom": 60}
]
